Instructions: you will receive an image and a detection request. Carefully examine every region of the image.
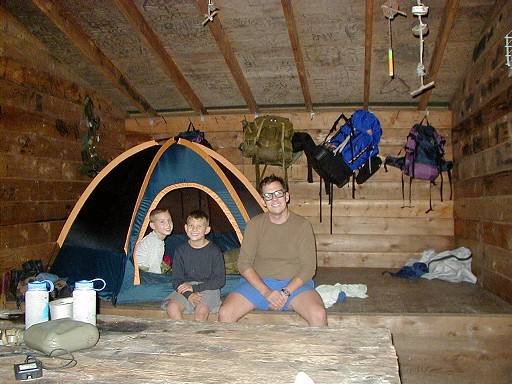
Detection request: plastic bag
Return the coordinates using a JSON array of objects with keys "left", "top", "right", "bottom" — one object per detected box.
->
[{"left": 419, "top": 247, "right": 477, "bottom": 283}]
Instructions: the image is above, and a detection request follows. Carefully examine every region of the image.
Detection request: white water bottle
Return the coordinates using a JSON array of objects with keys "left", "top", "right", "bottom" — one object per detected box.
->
[
  {"left": 72, "top": 279, "right": 106, "bottom": 325},
  {"left": 25, "top": 280, "right": 54, "bottom": 329}
]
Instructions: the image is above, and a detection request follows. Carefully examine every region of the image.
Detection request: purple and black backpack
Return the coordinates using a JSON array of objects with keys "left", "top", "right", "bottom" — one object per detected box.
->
[
  {"left": 385, "top": 119, "right": 453, "bottom": 212},
  {"left": 403, "top": 124, "right": 447, "bottom": 180}
]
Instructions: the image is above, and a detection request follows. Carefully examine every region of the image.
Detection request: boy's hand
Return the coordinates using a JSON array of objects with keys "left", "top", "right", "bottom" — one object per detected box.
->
[
  {"left": 187, "top": 292, "right": 204, "bottom": 306},
  {"left": 177, "top": 283, "right": 193, "bottom": 294}
]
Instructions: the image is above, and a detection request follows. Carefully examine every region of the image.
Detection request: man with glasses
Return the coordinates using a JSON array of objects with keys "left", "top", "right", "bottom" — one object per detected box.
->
[{"left": 219, "top": 175, "right": 327, "bottom": 326}]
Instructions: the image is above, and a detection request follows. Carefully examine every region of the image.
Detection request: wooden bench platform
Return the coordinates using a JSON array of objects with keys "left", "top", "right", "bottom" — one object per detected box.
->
[
  {"left": 96, "top": 267, "right": 512, "bottom": 384},
  {"left": 2, "top": 268, "right": 512, "bottom": 383},
  {"left": 98, "top": 267, "right": 512, "bottom": 337},
  {"left": 0, "top": 315, "right": 400, "bottom": 384}
]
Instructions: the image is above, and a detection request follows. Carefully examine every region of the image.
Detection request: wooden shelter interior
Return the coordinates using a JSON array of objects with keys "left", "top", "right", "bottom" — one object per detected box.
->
[{"left": 1, "top": 0, "right": 511, "bottom": 383}]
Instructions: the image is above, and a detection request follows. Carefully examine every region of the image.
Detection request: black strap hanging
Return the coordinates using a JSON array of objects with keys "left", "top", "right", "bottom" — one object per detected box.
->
[
  {"left": 329, "top": 182, "right": 334, "bottom": 235},
  {"left": 319, "top": 178, "right": 323, "bottom": 223},
  {"left": 426, "top": 181, "right": 433, "bottom": 214}
]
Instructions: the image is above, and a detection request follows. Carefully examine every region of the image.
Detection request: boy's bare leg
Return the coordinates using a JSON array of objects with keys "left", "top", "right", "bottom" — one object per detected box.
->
[
  {"left": 218, "top": 293, "right": 255, "bottom": 323},
  {"left": 167, "top": 300, "right": 185, "bottom": 320},
  {"left": 194, "top": 303, "right": 210, "bottom": 321}
]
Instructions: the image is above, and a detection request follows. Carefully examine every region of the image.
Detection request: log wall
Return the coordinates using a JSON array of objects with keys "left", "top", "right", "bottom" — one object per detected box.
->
[
  {"left": 0, "top": 9, "right": 126, "bottom": 281},
  {"left": 450, "top": 0, "right": 512, "bottom": 303},
  {"left": 126, "top": 109, "right": 454, "bottom": 270}
]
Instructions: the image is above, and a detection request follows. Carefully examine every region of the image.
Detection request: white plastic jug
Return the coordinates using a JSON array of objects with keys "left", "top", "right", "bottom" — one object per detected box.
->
[
  {"left": 25, "top": 280, "right": 54, "bottom": 329},
  {"left": 72, "top": 278, "right": 106, "bottom": 325},
  {"left": 49, "top": 297, "right": 73, "bottom": 320}
]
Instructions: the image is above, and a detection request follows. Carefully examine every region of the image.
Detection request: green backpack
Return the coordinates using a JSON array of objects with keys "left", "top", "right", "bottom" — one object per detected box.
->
[{"left": 240, "top": 115, "right": 301, "bottom": 188}]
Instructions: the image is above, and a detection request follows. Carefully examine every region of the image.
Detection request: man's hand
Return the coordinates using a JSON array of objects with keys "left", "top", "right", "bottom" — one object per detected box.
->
[
  {"left": 187, "top": 292, "right": 204, "bottom": 306},
  {"left": 264, "top": 289, "right": 287, "bottom": 311}
]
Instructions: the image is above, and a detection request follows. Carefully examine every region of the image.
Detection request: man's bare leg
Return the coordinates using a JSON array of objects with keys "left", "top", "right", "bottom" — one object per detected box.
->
[
  {"left": 218, "top": 293, "right": 255, "bottom": 323},
  {"left": 289, "top": 290, "right": 328, "bottom": 326}
]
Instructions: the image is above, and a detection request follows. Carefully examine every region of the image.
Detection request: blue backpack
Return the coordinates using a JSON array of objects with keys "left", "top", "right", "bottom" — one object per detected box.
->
[
  {"left": 302, "top": 110, "right": 382, "bottom": 234},
  {"left": 327, "top": 110, "right": 382, "bottom": 171},
  {"left": 313, "top": 110, "right": 383, "bottom": 194}
]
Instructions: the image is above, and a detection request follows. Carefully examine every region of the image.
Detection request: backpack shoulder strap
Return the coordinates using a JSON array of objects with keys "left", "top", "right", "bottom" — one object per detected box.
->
[
  {"left": 331, "top": 113, "right": 348, "bottom": 133},
  {"left": 254, "top": 117, "right": 266, "bottom": 141},
  {"left": 321, "top": 113, "right": 348, "bottom": 145}
]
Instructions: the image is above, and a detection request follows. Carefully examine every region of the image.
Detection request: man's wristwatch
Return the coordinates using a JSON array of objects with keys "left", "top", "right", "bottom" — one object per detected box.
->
[{"left": 281, "top": 288, "right": 291, "bottom": 297}]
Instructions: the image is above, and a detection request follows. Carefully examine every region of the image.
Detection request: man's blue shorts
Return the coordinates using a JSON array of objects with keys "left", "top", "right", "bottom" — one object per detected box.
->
[{"left": 230, "top": 278, "right": 316, "bottom": 310}]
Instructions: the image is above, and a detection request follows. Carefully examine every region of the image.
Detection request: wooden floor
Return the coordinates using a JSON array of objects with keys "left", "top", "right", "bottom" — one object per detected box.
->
[
  {"left": 315, "top": 267, "right": 512, "bottom": 315},
  {"left": 100, "top": 267, "right": 512, "bottom": 317},
  {"left": 2, "top": 268, "right": 512, "bottom": 383},
  {"left": 98, "top": 268, "right": 512, "bottom": 384}
]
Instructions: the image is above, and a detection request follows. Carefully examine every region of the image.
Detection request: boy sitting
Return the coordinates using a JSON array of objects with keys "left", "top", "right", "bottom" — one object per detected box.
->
[
  {"left": 165, "top": 210, "right": 226, "bottom": 321},
  {"left": 135, "top": 208, "right": 173, "bottom": 274}
]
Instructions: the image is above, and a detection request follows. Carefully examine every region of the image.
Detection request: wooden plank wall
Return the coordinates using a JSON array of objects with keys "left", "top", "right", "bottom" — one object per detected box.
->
[
  {"left": 450, "top": 0, "right": 512, "bottom": 304},
  {"left": 126, "top": 109, "right": 454, "bottom": 270},
  {"left": 0, "top": 9, "right": 126, "bottom": 280}
]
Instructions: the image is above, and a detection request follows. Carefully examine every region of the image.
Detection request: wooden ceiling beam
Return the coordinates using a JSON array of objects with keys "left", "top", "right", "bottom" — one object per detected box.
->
[
  {"left": 281, "top": 0, "right": 313, "bottom": 113},
  {"left": 30, "top": 0, "right": 157, "bottom": 116},
  {"left": 363, "top": 0, "right": 374, "bottom": 110},
  {"left": 197, "top": 0, "right": 259, "bottom": 114},
  {"left": 418, "top": 0, "right": 460, "bottom": 110},
  {"left": 113, "top": 0, "right": 207, "bottom": 116}
]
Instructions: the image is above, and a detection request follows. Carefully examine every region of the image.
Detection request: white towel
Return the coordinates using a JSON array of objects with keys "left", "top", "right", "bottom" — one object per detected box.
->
[
  {"left": 316, "top": 283, "right": 368, "bottom": 308},
  {"left": 336, "top": 283, "right": 368, "bottom": 298}
]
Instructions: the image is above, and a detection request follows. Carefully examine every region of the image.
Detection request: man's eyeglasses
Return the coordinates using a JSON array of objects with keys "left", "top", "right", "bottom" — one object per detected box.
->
[{"left": 262, "top": 189, "right": 287, "bottom": 201}]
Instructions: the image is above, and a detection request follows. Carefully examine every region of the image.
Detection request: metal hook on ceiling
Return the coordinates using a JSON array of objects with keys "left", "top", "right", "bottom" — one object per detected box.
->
[
  {"left": 202, "top": 0, "right": 219, "bottom": 27},
  {"left": 381, "top": 0, "right": 407, "bottom": 20}
]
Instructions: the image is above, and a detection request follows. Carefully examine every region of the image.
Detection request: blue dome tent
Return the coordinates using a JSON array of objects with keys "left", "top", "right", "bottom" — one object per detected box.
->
[{"left": 50, "top": 139, "right": 264, "bottom": 304}]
